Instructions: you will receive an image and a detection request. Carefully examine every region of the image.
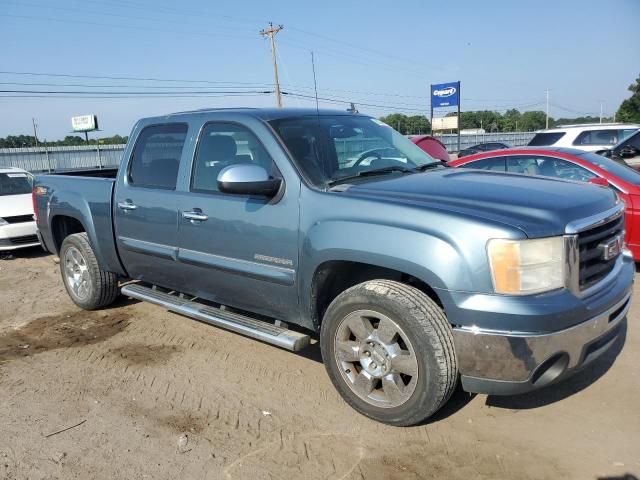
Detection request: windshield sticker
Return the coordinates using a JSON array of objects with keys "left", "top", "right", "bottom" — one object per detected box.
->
[
  {"left": 6, "top": 173, "right": 28, "bottom": 178},
  {"left": 371, "top": 119, "right": 390, "bottom": 127}
]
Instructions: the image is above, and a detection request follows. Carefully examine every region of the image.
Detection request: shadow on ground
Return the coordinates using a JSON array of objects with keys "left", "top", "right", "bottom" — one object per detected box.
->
[{"left": 0, "top": 245, "right": 49, "bottom": 260}]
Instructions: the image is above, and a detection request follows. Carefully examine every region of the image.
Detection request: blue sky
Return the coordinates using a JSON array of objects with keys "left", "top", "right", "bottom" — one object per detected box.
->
[{"left": 1, "top": 0, "right": 639, "bottom": 139}]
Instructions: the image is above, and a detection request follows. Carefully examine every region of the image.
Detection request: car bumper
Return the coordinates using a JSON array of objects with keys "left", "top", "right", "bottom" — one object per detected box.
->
[
  {"left": 0, "top": 221, "right": 39, "bottom": 251},
  {"left": 450, "top": 253, "right": 634, "bottom": 395}
]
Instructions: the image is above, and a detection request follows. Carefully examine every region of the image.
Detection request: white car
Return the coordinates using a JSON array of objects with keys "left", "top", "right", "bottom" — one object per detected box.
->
[
  {"left": 528, "top": 123, "right": 639, "bottom": 152},
  {"left": 0, "top": 167, "right": 39, "bottom": 251}
]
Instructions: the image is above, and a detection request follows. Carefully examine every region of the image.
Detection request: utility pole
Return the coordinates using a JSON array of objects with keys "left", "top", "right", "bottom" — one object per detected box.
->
[
  {"left": 545, "top": 89, "right": 550, "bottom": 129},
  {"left": 599, "top": 101, "right": 603, "bottom": 123},
  {"left": 32, "top": 118, "right": 39, "bottom": 148},
  {"left": 260, "top": 22, "right": 284, "bottom": 108}
]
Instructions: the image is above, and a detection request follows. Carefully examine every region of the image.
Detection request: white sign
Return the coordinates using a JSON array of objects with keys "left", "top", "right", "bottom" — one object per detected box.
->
[
  {"left": 71, "top": 115, "right": 98, "bottom": 132},
  {"left": 431, "top": 116, "right": 459, "bottom": 131}
]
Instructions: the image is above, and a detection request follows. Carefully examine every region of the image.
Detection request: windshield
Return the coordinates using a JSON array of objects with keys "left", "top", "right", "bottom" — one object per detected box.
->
[
  {"left": 579, "top": 151, "right": 640, "bottom": 185},
  {"left": 0, "top": 172, "right": 32, "bottom": 196},
  {"left": 269, "top": 115, "right": 439, "bottom": 187}
]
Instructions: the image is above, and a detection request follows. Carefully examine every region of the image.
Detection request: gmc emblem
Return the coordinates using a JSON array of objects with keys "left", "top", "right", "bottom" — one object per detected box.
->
[{"left": 600, "top": 235, "right": 623, "bottom": 261}]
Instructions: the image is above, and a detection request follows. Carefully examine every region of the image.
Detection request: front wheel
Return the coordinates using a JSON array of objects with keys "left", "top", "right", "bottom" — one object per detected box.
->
[
  {"left": 320, "top": 280, "right": 457, "bottom": 426},
  {"left": 60, "top": 233, "right": 119, "bottom": 310}
]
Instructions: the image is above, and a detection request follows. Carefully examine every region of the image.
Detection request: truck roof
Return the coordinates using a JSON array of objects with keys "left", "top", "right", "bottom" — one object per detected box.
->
[{"left": 154, "top": 107, "right": 364, "bottom": 122}]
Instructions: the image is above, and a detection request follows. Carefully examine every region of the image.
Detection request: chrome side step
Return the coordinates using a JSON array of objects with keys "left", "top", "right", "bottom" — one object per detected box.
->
[{"left": 121, "top": 283, "right": 310, "bottom": 351}]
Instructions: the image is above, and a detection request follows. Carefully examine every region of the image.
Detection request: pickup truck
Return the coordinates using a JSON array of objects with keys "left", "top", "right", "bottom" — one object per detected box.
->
[{"left": 34, "top": 108, "right": 634, "bottom": 426}]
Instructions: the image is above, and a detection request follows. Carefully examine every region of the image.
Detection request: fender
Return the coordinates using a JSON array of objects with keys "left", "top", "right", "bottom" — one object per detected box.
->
[{"left": 46, "top": 181, "right": 126, "bottom": 276}]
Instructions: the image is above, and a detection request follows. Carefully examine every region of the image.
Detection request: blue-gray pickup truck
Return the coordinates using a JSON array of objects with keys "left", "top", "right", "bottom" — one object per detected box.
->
[{"left": 34, "top": 108, "right": 634, "bottom": 425}]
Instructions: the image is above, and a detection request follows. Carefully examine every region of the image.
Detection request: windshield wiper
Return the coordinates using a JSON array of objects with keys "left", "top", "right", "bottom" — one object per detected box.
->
[
  {"left": 413, "top": 161, "right": 448, "bottom": 172},
  {"left": 327, "top": 166, "right": 414, "bottom": 186}
]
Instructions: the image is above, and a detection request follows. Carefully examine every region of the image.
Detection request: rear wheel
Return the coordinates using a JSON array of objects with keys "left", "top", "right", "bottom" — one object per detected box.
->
[
  {"left": 60, "top": 233, "right": 119, "bottom": 310},
  {"left": 320, "top": 280, "right": 457, "bottom": 426}
]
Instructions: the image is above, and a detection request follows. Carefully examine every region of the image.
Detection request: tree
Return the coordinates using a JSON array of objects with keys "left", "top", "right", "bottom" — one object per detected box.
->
[
  {"left": 518, "top": 111, "right": 548, "bottom": 131},
  {"left": 379, "top": 113, "right": 430, "bottom": 134},
  {"left": 616, "top": 74, "right": 640, "bottom": 123}
]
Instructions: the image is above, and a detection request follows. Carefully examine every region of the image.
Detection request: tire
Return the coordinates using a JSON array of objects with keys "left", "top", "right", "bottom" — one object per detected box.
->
[
  {"left": 320, "top": 279, "right": 457, "bottom": 426},
  {"left": 59, "top": 233, "right": 119, "bottom": 310}
]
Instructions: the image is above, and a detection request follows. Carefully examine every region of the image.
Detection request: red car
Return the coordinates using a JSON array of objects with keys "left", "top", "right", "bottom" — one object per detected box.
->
[
  {"left": 449, "top": 146, "right": 640, "bottom": 260},
  {"left": 410, "top": 135, "right": 450, "bottom": 162}
]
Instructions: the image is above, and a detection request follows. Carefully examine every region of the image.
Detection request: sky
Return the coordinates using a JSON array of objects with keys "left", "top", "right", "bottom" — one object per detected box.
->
[{"left": 0, "top": 0, "right": 639, "bottom": 140}]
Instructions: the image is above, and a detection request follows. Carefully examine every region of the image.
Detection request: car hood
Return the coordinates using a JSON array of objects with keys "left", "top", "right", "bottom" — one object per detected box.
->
[
  {"left": 340, "top": 169, "right": 618, "bottom": 237},
  {"left": 0, "top": 193, "right": 34, "bottom": 218}
]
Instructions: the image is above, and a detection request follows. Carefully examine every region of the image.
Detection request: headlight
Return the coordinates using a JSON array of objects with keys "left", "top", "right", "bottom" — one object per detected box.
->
[
  {"left": 0, "top": 218, "right": 7, "bottom": 226},
  {"left": 487, "top": 237, "right": 565, "bottom": 295}
]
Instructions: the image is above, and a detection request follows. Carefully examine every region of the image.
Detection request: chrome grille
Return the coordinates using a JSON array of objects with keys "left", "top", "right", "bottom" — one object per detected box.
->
[{"left": 577, "top": 215, "right": 624, "bottom": 290}]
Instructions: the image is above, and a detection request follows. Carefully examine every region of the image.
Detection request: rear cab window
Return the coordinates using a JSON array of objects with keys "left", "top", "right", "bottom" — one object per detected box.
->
[
  {"left": 128, "top": 123, "right": 188, "bottom": 189},
  {"left": 528, "top": 132, "right": 566, "bottom": 146}
]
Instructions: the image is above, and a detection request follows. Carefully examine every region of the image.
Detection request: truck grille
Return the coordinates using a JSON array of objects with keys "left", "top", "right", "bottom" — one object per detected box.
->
[
  {"left": 9, "top": 234, "right": 38, "bottom": 245},
  {"left": 578, "top": 215, "right": 624, "bottom": 290},
  {"left": 2, "top": 214, "right": 34, "bottom": 224}
]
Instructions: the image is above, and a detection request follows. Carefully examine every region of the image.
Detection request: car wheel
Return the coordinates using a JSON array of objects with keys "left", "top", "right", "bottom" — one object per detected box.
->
[
  {"left": 60, "top": 233, "right": 119, "bottom": 310},
  {"left": 320, "top": 279, "right": 457, "bottom": 426}
]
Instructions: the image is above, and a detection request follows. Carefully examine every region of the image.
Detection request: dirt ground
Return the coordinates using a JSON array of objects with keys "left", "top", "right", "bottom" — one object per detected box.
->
[{"left": 0, "top": 248, "right": 638, "bottom": 480}]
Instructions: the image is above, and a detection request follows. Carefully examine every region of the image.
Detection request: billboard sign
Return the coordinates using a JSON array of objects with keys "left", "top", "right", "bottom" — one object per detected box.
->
[
  {"left": 431, "top": 82, "right": 460, "bottom": 108},
  {"left": 431, "top": 116, "right": 459, "bottom": 131},
  {"left": 71, "top": 115, "right": 98, "bottom": 132}
]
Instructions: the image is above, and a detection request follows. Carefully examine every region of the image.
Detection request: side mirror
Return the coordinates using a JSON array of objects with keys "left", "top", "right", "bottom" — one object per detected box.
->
[
  {"left": 217, "top": 164, "right": 282, "bottom": 197},
  {"left": 619, "top": 146, "right": 637, "bottom": 159},
  {"left": 588, "top": 177, "right": 610, "bottom": 187}
]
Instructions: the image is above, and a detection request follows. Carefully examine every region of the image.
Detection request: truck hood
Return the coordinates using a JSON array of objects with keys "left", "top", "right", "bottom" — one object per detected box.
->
[
  {"left": 340, "top": 169, "right": 618, "bottom": 237},
  {"left": 0, "top": 193, "right": 34, "bottom": 218}
]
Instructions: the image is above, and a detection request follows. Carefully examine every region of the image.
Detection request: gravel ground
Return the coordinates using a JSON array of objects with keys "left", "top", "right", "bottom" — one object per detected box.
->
[{"left": 0, "top": 247, "right": 638, "bottom": 480}]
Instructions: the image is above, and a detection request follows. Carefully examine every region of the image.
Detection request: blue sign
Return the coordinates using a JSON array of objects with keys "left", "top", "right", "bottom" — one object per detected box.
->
[{"left": 431, "top": 81, "right": 460, "bottom": 108}]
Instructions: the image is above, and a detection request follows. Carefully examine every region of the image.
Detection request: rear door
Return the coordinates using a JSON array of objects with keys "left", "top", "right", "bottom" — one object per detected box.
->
[{"left": 114, "top": 123, "right": 188, "bottom": 290}]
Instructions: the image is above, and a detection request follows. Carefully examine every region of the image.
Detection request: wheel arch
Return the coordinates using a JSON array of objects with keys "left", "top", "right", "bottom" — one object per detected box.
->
[{"left": 308, "top": 259, "right": 447, "bottom": 331}]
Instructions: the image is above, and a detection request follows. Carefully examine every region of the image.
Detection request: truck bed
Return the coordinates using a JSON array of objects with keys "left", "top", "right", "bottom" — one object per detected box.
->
[{"left": 33, "top": 173, "right": 126, "bottom": 276}]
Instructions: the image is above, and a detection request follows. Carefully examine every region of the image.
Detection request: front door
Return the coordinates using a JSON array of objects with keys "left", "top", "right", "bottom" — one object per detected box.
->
[
  {"left": 176, "top": 121, "right": 300, "bottom": 322},
  {"left": 114, "top": 123, "right": 188, "bottom": 290}
]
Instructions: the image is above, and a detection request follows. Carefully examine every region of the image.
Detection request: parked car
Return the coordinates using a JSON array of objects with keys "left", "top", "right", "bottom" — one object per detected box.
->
[
  {"left": 598, "top": 129, "right": 640, "bottom": 167},
  {"left": 449, "top": 146, "right": 640, "bottom": 259},
  {"left": 409, "top": 135, "right": 450, "bottom": 162},
  {"left": 457, "top": 141, "right": 510, "bottom": 158},
  {"left": 34, "top": 108, "right": 633, "bottom": 426},
  {"left": 528, "top": 123, "right": 639, "bottom": 152},
  {"left": 0, "top": 167, "right": 38, "bottom": 251}
]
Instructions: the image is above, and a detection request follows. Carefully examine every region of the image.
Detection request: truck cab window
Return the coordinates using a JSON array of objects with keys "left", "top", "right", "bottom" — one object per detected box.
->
[
  {"left": 128, "top": 123, "right": 188, "bottom": 189},
  {"left": 191, "top": 123, "right": 278, "bottom": 193}
]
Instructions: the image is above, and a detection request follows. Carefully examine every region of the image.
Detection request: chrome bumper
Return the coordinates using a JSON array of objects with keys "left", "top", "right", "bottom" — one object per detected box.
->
[{"left": 453, "top": 290, "right": 631, "bottom": 395}]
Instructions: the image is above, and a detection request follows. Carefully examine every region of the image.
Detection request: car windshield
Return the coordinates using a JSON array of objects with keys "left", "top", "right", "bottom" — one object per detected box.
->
[
  {"left": 0, "top": 172, "right": 32, "bottom": 196},
  {"left": 579, "top": 151, "right": 640, "bottom": 185},
  {"left": 269, "top": 115, "right": 439, "bottom": 187}
]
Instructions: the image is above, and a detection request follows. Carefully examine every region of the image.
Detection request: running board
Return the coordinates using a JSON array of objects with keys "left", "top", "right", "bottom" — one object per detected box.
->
[{"left": 121, "top": 284, "right": 310, "bottom": 351}]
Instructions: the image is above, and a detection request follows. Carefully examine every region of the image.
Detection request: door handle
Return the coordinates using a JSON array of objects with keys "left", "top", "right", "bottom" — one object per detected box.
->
[
  {"left": 117, "top": 201, "right": 137, "bottom": 211},
  {"left": 183, "top": 210, "right": 208, "bottom": 222}
]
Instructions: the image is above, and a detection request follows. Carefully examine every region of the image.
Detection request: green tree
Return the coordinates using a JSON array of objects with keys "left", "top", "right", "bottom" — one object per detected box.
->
[
  {"left": 519, "top": 111, "right": 548, "bottom": 131},
  {"left": 616, "top": 74, "right": 640, "bottom": 123},
  {"left": 379, "top": 113, "right": 430, "bottom": 134}
]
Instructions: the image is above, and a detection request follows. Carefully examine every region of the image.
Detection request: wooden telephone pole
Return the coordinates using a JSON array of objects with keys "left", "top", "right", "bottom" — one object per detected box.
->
[{"left": 260, "top": 22, "right": 284, "bottom": 108}]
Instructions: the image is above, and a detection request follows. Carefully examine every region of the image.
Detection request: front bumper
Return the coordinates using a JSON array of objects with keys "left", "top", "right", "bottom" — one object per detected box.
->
[
  {"left": 0, "top": 221, "right": 39, "bottom": 251},
  {"left": 451, "top": 253, "right": 634, "bottom": 395}
]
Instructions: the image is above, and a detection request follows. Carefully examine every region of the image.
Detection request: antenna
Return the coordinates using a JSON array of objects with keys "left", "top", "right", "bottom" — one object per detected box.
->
[{"left": 311, "top": 51, "right": 320, "bottom": 116}]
